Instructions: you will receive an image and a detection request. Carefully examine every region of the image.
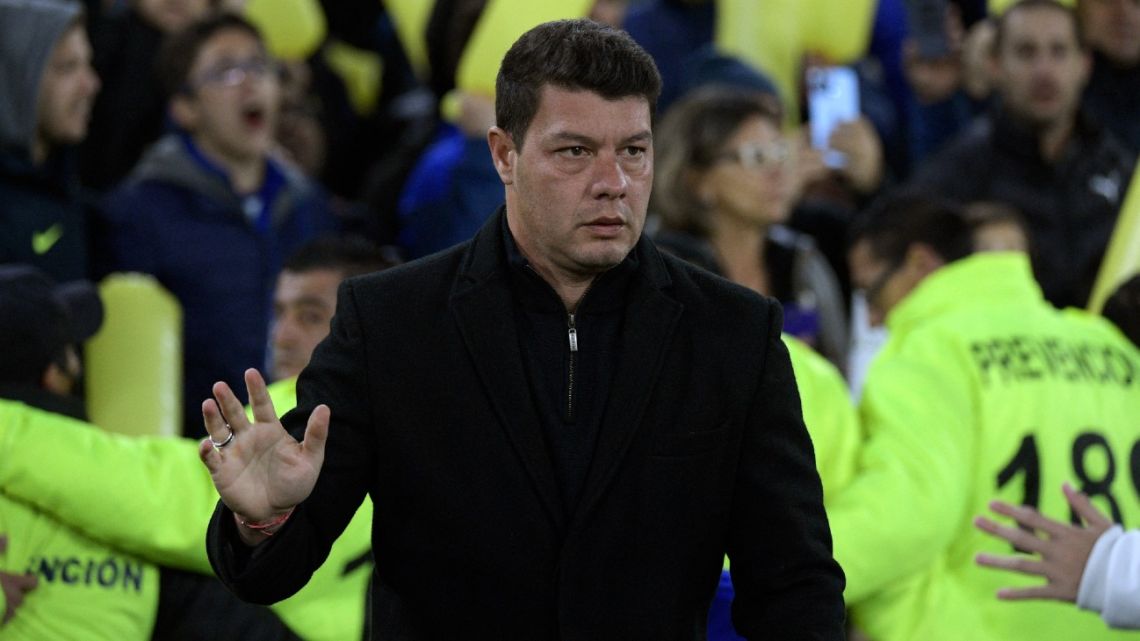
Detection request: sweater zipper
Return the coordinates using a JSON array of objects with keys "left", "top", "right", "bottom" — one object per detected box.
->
[{"left": 566, "top": 311, "right": 578, "bottom": 421}]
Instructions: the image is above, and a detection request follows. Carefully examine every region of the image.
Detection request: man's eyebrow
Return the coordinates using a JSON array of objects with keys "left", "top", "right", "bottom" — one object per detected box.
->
[
  {"left": 547, "top": 132, "right": 599, "bottom": 146},
  {"left": 546, "top": 130, "right": 653, "bottom": 146},
  {"left": 622, "top": 131, "right": 653, "bottom": 145},
  {"left": 283, "top": 295, "right": 334, "bottom": 309}
]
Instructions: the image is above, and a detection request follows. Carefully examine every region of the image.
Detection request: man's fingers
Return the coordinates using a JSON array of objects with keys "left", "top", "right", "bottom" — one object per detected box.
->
[
  {"left": 212, "top": 381, "right": 250, "bottom": 432},
  {"left": 198, "top": 437, "right": 222, "bottom": 471},
  {"left": 974, "top": 515, "right": 1046, "bottom": 553},
  {"left": 1063, "top": 483, "right": 1112, "bottom": 529},
  {"left": 987, "top": 501, "right": 1068, "bottom": 539},
  {"left": 245, "top": 368, "right": 279, "bottom": 425},
  {"left": 15, "top": 573, "right": 37, "bottom": 590},
  {"left": 301, "top": 404, "right": 330, "bottom": 464},
  {"left": 202, "top": 399, "right": 232, "bottom": 448},
  {"left": 975, "top": 552, "right": 1046, "bottom": 578},
  {"left": 996, "top": 585, "right": 1062, "bottom": 601}
]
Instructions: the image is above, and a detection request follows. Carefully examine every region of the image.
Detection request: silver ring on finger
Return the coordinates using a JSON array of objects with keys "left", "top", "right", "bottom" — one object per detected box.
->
[{"left": 210, "top": 423, "right": 235, "bottom": 450}]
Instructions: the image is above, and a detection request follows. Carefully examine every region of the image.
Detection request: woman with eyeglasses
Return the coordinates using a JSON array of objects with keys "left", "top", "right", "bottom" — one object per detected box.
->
[{"left": 651, "top": 85, "right": 848, "bottom": 368}]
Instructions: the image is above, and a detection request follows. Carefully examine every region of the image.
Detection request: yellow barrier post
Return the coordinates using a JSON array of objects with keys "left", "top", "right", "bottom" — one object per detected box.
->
[{"left": 85, "top": 273, "right": 183, "bottom": 438}]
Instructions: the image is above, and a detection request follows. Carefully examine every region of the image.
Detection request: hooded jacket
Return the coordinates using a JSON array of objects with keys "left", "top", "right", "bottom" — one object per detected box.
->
[
  {"left": 829, "top": 252, "right": 1140, "bottom": 641},
  {"left": 0, "top": 0, "right": 89, "bottom": 281},
  {"left": 0, "top": 380, "right": 373, "bottom": 641},
  {"left": 0, "top": 390, "right": 159, "bottom": 640},
  {"left": 97, "top": 133, "right": 336, "bottom": 437}
]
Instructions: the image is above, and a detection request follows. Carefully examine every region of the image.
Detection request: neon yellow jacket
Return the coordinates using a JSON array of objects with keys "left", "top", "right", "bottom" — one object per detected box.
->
[
  {"left": 0, "top": 403, "right": 159, "bottom": 640},
  {"left": 0, "top": 379, "right": 373, "bottom": 641},
  {"left": 784, "top": 334, "right": 861, "bottom": 502},
  {"left": 828, "top": 253, "right": 1140, "bottom": 641}
]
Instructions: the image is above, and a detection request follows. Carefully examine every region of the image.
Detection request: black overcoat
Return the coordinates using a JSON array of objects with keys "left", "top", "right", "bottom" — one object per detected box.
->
[{"left": 208, "top": 209, "right": 845, "bottom": 640}]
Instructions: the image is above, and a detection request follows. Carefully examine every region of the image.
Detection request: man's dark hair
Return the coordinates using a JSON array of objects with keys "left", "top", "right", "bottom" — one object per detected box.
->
[
  {"left": 1102, "top": 274, "right": 1140, "bottom": 349},
  {"left": 993, "top": 0, "right": 1086, "bottom": 55},
  {"left": 495, "top": 19, "right": 661, "bottom": 148},
  {"left": 850, "top": 191, "right": 974, "bottom": 266},
  {"left": 156, "top": 12, "right": 264, "bottom": 98},
  {"left": 283, "top": 235, "right": 402, "bottom": 280}
]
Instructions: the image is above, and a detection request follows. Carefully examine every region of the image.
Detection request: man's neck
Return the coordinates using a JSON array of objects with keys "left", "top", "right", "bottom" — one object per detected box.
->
[
  {"left": 192, "top": 135, "right": 266, "bottom": 194},
  {"left": 1038, "top": 118, "right": 1075, "bottom": 163},
  {"left": 524, "top": 256, "right": 597, "bottom": 312}
]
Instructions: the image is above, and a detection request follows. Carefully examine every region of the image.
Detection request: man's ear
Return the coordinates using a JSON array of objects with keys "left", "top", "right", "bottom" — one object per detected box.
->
[
  {"left": 41, "top": 361, "right": 70, "bottom": 395},
  {"left": 487, "top": 126, "right": 516, "bottom": 186},
  {"left": 904, "top": 243, "right": 947, "bottom": 279},
  {"left": 169, "top": 94, "right": 198, "bottom": 132}
]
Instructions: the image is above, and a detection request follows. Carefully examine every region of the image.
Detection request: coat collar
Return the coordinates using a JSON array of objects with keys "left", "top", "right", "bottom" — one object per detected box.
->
[{"left": 450, "top": 207, "right": 682, "bottom": 531}]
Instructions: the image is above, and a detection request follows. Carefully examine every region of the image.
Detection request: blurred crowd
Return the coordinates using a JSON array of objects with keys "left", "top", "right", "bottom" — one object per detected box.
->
[{"left": 1, "top": 0, "right": 1139, "bottom": 639}]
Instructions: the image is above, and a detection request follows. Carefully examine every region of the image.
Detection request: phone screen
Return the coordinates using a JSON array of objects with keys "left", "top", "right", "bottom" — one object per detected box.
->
[{"left": 807, "top": 66, "right": 859, "bottom": 169}]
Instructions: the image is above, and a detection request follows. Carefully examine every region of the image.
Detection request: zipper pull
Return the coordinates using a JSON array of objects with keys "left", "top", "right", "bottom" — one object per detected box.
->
[{"left": 567, "top": 313, "right": 578, "bottom": 352}]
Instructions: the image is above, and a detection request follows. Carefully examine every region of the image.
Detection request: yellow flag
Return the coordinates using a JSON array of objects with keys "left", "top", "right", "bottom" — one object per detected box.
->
[
  {"left": 243, "top": 0, "right": 327, "bottom": 61},
  {"left": 455, "top": 0, "right": 595, "bottom": 99},
  {"left": 988, "top": 0, "right": 1073, "bottom": 15},
  {"left": 1089, "top": 166, "right": 1140, "bottom": 313},
  {"left": 715, "top": 0, "right": 877, "bottom": 126},
  {"left": 384, "top": 0, "right": 434, "bottom": 81}
]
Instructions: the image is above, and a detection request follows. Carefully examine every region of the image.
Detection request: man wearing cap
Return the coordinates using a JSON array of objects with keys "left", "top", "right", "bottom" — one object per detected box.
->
[
  {"left": 0, "top": 0, "right": 101, "bottom": 281},
  {"left": 0, "top": 264, "right": 161, "bottom": 638},
  {"left": 0, "top": 264, "right": 306, "bottom": 639}
]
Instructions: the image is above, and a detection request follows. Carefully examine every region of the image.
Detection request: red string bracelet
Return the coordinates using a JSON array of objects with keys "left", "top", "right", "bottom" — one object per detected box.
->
[{"left": 238, "top": 508, "right": 295, "bottom": 537}]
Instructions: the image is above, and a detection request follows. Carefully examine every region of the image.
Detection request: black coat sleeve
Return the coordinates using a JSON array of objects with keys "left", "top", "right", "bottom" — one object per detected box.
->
[
  {"left": 207, "top": 278, "right": 377, "bottom": 604},
  {"left": 727, "top": 302, "right": 847, "bottom": 639}
]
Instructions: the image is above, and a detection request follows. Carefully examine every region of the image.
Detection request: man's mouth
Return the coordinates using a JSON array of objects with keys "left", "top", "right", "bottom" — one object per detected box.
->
[
  {"left": 583, "top": 217, "right": 626, "bottom": 237},
  {"left": 242, "top": 105, "right": 267, "bottom": 128}
]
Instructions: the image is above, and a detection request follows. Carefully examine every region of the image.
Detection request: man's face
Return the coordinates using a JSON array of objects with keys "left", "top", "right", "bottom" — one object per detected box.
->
[
  {"left": 135, "top": 0, "right": 211, "bottom": 34},
  {"left": 36, "top": 24, "right": 100, "bottom": 149},
  {"left": 995, "top": 6, "right": 1090, "bottom": 129},
  {"left": 270, "top": 268, "right": 341, "bottom": 381},
  {"left": 848, "top": 240, "right": 915, "bottom": 327},
  {"left": 1078, "top": 0, "right": 1140, "bottom": 66},
  {"left": 173, "top": 27, "right": 280, "bottom": 165},
  {"left": 491, "top": 85, "right": 653, "bottom": 285}
]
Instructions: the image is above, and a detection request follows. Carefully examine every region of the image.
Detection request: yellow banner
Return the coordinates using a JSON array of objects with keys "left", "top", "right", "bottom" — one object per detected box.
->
[{"left": 1089, "top": 166, "right": 1140, "bottom": 313}]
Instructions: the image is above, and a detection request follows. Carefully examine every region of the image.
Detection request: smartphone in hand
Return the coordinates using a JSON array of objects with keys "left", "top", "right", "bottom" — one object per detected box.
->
[{"left": 807, "top": 66, "right": 859, "bottom": 169}]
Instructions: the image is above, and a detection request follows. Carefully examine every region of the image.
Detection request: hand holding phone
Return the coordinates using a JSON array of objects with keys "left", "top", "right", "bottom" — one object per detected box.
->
[{"left": 807, "top": 66, "right": 860, "bottom": 169}]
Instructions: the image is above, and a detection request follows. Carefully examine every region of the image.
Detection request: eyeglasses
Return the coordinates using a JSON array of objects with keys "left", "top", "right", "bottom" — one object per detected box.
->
[
  {"left": 860, "top": 256, "right": 904, "bottom": 309},
  {"left": 187, "top": 57, "right": 277, "bottom": 92},
  {"left": 717, "top": 141, "right": 791, "bottom": 170}
]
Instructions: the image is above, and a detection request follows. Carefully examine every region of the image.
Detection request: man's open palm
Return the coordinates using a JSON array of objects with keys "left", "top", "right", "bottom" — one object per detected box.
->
[{"left": 199, "top": 368, "right": 329, "bottom": 525}]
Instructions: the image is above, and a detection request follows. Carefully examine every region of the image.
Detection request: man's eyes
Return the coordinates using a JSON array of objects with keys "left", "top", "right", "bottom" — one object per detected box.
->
[
  {"left": 558, "top": 146, "right": 590, "bottom": 157},
  {"left": 556, "top": 146, "right": 646, "bottom": 158}
]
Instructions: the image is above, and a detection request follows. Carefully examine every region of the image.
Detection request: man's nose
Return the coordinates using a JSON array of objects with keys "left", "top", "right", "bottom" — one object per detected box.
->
[
  {"left": 591, "top": 153, "right": 629, "bottom": 199},
  {"left": 271, "top": 319, "right": 297, "bottom": 347}
]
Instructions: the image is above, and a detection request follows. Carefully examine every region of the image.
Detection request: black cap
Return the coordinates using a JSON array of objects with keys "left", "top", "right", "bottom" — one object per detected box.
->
[{"left": 0, "top": 264, "right": 103, "bottom": 384}]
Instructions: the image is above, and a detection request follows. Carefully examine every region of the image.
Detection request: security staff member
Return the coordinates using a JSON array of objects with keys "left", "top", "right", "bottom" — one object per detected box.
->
[{"left": 829, "top": 193, "right": 1140, "bottom": 641}]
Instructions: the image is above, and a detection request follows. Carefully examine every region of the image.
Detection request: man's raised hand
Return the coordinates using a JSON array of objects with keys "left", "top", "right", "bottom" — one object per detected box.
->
[{"left": 199, "top": 368, "right": 329, "bottom": 544}]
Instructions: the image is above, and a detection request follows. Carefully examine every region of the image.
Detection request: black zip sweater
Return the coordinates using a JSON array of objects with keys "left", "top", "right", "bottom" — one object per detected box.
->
[{"left": 504, "top": 219, "right": 638, "bottom": 518}]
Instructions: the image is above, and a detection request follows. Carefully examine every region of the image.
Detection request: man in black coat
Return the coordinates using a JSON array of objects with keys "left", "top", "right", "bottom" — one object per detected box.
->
[
  {"left": 911, "top": 0, "right": 1135, "bottom": 310},
  {"left": 202, "top": 18, "right": 845, "bottom": 640}
]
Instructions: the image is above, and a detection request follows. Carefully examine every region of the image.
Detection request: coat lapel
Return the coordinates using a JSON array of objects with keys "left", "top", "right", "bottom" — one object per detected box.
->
[
  {"left": 451, "top": 211, "right": 565, "bottom": 532},
  {"left": 573, "top": 243, "right": 683, "bottom": 525}
]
